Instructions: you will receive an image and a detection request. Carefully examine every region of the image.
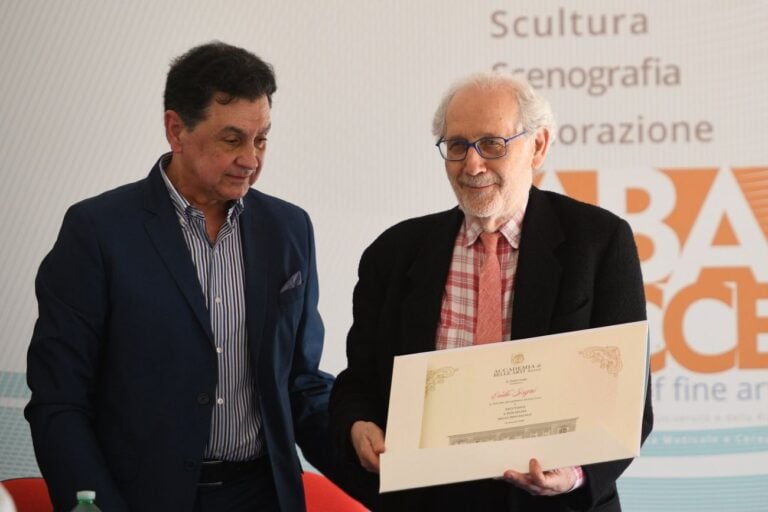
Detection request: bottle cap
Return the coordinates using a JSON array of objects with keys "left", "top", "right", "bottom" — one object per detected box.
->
[{"left": 76, "top": 490, "right": 96, "bottom": 501}]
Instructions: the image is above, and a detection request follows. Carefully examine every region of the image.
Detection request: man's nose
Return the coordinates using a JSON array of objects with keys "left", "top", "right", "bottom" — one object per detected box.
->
[
  {"left": 236, "top": 146, "right": 261, "bottom": 170},
  {"left": 462, "top": 145, "right": 486, "bottom": 175}
]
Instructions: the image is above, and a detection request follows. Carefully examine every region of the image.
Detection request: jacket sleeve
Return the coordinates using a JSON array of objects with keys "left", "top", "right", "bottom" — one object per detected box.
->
[
  {"left": 287, "top": 211, "right": 380, "bottom": 507},
  {"left": 327, "top": 238, "right": 388, "bottom": 507},
  {"left": 25, "top": 204, "right": 129, "bottom": 512},
  {"left": 562, "top": 218, "right": 654, "bottom": 511},
  {"left": 329, "top": 237, "right": 389, "bottom": 439},
  {"left": 288, "top": 210, "right": 334, "bottom": 462}
]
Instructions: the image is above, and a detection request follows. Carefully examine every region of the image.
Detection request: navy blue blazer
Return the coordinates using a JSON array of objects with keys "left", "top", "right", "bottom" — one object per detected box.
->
[
  {"left": 330, "top": 187, "right": 653, "bottom": 511},
  {"left": 26, "top": 157, "right": 334, "bottom": 512}
]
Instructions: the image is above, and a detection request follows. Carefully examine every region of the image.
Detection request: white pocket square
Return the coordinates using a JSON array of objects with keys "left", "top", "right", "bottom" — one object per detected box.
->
[{"left": 280, "top": 271, "right": 303, "bottom": 293}]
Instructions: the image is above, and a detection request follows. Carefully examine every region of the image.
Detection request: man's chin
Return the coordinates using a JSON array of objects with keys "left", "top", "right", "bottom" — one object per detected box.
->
[
  {"left": 457, "top": 192, "right": 492, "bottom": 209},
  {"left": 460, "top": 205, "right": 498, "bottom": 220},
  {"left": 227, "top": 184, "right": 251, "bottom": 198}
]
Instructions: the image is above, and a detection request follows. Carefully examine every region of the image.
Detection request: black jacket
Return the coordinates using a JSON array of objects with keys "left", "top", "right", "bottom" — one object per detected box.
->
[{"left": 331, "top": 186, "right": 653, "bottom": 511}]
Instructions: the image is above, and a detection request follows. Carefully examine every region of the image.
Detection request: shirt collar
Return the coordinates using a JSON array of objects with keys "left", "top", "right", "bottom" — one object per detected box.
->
[
  {"left": 158, "top": 153, "right": 245, "bottom": 225},
  {"left": 462, "top": 199, "right": 527, "bottom": 250}
]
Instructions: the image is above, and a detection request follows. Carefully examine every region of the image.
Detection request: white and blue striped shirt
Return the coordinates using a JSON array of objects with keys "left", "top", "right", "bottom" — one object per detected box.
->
[{"left": 160, "top": 155, "right": 263, "bottom": 461}]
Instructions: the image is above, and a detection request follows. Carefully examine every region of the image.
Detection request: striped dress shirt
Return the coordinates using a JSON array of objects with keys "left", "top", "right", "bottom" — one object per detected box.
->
[{"left": 160, "top": 156, "right": 263, "bottom": 461}]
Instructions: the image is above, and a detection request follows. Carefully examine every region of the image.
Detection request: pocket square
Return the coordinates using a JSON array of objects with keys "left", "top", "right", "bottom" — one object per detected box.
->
[{"left": 280, "top": 271, "right": 303, "bottom": 293}]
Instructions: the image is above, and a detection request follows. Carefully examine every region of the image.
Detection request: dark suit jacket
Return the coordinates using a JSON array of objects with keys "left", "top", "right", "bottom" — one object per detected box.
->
[
  {"left": 330, "top": 187, "right": 653, "bottom": 511},
  {"left": 26, "top": 157, "right": 335, "bottom": 512}
]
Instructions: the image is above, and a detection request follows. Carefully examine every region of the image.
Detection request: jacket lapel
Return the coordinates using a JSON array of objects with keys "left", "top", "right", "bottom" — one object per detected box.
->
[
  {"left": 511, "top": 187, "right": 565, "bottom": 340},
  {"left": 399, "top": 208, "right": 464, "bottom": 355},
  {"left": 239, "top": 192, "right": 268, "bottom": 366},
  {"left": 141, "top": 163, "right": 215, "bottom": 343}
]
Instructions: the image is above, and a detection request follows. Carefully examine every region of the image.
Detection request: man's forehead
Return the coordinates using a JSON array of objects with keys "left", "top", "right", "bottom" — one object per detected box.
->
[
  {"left": 201, "top": 95, "right": 271, "bottom": 126},
  {"left": 445, "top": 86, "right": 519, "bottom": 136},
  {"left": 211, "top": 91, "right": 269, "bottom": 104},
  {"left": 448, "top": 84, "right": 518, "bottom": 113},
  {"left": 219, "top": 122, "right": 271, "bottom": 135},
  {"left": 208, "top": 93, "right": 270, "bottom": 110}
]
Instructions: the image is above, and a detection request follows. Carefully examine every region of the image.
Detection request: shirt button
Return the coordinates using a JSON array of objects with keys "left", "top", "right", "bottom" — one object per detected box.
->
[
  {"left": 214, "top": 296, "right": 222, "bottom": 304},
  {"left": 216, "top": 398, "right": 224, "bottom": 405},
  {"left": 197, "top": 393, "right": 210, "bottom": 405},
  {"left": 216, "top": 347, "right": 223, "bottom": 354}
]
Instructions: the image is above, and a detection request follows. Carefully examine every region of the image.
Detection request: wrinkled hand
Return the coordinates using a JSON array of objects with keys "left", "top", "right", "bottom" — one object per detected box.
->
[
  {"left": 350, "top": 421, "right": 386, "bottom": 473},
  {"left": 501, "top": 458, "right": 577, "bottom": 496}
]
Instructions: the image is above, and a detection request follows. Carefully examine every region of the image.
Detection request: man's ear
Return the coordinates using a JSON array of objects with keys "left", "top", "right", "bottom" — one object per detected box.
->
[
  {"left": 531, "top": 128, "right": 551, "bottom": 170},
  {"left": 164, "top": 110, "right": 187, "bottom": 152}
]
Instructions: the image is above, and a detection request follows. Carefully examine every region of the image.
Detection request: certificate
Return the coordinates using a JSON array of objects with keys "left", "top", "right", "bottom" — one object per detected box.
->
[{"left": 380, "top": 321, "right": 649, "bottom": 492}]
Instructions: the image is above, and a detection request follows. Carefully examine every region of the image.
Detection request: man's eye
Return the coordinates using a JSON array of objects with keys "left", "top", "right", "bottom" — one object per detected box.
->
[
  {"left": 478, "top": 139, "right": 503, "bottom": 150},
  {"left": 255, "top": 137, "right": 268, "bottom": 149},
  {"left": 224, "top": 138, "right": 240, "bottom": 146},
  {"left": 447, "top": 140, "right": 467, "bottom": 151}
]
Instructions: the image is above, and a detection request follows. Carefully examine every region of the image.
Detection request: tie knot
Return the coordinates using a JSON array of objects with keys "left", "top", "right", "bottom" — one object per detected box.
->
[{"left": 479, "top": 231, "right": 500, "bottom": 256}]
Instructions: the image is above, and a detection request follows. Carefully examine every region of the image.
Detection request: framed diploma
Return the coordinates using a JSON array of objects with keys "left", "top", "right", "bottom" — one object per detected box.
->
[{"left": 380, "top": 321, "right": 649, "bottom": 492}]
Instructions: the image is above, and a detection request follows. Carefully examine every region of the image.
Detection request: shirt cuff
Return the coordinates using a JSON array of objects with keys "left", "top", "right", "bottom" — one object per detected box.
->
[{"left": 568, "top": 466, "right": 585, "bottom": 492}]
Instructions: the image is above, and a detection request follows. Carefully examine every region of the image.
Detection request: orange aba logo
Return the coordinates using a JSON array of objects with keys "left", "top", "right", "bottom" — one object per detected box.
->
[{"left": 536, "top": 167, "right": 768, "bottom": 373}]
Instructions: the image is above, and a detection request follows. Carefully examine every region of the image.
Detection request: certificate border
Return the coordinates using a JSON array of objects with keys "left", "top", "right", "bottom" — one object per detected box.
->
[{"left": 380, "top": 320, "right": 650, "bottom": 492}]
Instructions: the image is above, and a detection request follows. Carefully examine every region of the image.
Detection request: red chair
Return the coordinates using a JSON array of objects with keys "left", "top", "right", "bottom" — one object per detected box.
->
[
  {"left": 1, "top": 477, "right": 53, "bottom": 512},
  {"left": 303, "top": 472, "right": 368, "bottom": 512},
  {"left": 2, "top": 473, "right": 367, "bottom": 512}
]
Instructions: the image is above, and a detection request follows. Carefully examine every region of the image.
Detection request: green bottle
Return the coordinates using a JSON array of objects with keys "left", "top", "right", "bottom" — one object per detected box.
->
[{"left": 71, "top": 490, "right": 102, "bottom": 511}]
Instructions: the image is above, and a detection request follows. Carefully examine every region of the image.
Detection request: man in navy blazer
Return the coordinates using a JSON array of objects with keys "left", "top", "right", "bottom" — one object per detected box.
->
[
  {"left": 330, "top": 73, "right": 653, "bottom": 510},
  {"left": 26, "top": 42, "right": 335, "bottom": 512}
]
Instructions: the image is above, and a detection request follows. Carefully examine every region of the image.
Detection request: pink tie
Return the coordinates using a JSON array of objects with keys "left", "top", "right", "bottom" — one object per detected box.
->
[{"left": 475, "top": 231, "right": 502, "bottom": 344}]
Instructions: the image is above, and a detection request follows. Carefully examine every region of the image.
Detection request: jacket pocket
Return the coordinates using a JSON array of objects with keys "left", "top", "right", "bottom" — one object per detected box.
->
[{"left": 278, "top": 283, "right": 305, "bottom": 310}]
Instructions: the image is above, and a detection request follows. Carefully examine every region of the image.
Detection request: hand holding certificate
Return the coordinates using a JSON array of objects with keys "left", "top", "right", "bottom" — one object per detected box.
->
[{"left": 380, "top": 321, "right": 649, "bottom": 492}]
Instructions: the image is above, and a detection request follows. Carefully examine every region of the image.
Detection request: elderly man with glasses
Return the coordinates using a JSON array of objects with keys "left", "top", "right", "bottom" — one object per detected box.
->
[{"left": 330, "top": 72, "right": 653, "bottom": 511}]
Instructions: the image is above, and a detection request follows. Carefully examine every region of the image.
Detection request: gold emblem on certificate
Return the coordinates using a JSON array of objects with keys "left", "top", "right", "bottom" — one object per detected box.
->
[
  {"left": 579, "top": 346, "right": 623, "bottom": 376},
  {"left": 425, "top": 366, "right": 459, "bottom": 395}
]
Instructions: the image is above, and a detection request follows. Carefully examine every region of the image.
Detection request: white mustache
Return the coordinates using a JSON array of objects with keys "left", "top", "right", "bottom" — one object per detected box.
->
[{"left": 458, "top": 175, "right": 500, "bottom": 187}]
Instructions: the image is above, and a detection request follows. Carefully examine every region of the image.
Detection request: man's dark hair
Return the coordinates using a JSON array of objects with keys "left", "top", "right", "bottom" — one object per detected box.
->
[{"left": 164, "top": 41, "right": 277, "bottom": 128}]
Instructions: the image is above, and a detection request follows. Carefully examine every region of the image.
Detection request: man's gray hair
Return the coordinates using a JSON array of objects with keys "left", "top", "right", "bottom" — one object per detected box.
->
[{"left": 431, "top": 72, "right": 556, "bottom": 139}]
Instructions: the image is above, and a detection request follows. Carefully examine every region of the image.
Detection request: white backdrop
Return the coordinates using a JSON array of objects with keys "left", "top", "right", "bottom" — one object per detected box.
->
[{"left": 1, "top": 1, "right": 766, "bottom": 510}]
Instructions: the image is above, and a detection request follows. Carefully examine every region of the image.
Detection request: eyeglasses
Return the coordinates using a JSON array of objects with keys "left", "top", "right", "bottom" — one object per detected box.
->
[{"left": 435, "top": 131, "right": 527, "bottom": 161}]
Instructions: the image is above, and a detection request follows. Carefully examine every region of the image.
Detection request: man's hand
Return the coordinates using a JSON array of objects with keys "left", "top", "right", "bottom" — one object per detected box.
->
[
  {"left": 501, "top": 458, "right": 578, "bottom": 496},
  {"left": 350, "top": 421, "right": 386, "bottom": 473}
]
